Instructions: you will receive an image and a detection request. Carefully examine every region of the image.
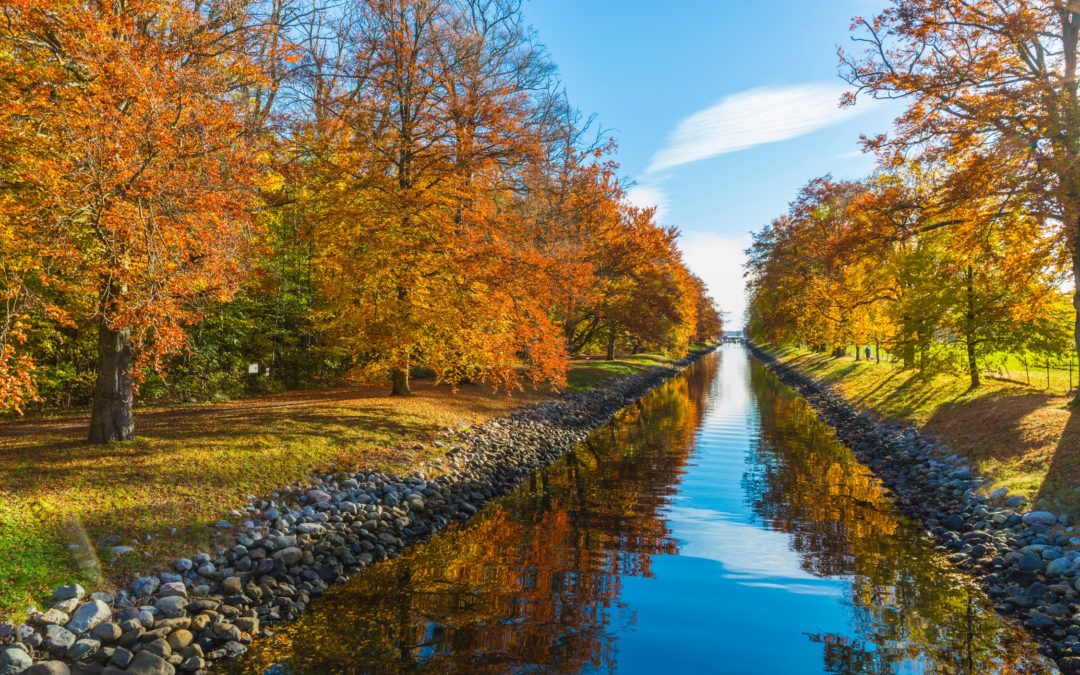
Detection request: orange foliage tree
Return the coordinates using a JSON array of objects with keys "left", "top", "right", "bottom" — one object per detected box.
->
[{"left": 0, "top": 0, "right": 272, "bottom": 441}]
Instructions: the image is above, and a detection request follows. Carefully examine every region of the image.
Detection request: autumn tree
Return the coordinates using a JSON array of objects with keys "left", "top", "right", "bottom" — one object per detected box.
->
[
  {"left": 841, "top": 0, "right": 1080, "bottom": 393},
  {"left": 300, "top": 0, "right": 570, "bottom": 394},
  {"left": 0, "top": 0, "right": 272, "bottom": 441}
]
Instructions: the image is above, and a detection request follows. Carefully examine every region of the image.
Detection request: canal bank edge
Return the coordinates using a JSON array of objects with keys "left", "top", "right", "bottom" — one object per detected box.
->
[
  {"left": 748, "top": 342, "right": 1080, "bottom": 674},
  {"left": 0, "top": 347, "right": 715, "bottom": 675}
]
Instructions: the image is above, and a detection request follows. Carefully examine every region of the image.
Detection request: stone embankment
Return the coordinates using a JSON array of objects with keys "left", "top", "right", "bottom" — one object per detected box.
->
[
  {"left": 0, "top": 349, "right": 711, "bottom": 675},
  {"left": 749, "top": 344, "right": 1080, "bottom": 674}
]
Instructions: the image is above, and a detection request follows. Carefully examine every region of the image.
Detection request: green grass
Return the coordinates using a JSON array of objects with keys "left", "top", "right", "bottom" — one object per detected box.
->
[
  {"left": 0, "top": 355, "right": 686, "bottom": 619},
  {"left": 566, "top": 354, "right": 674, "bottom": 391},
  {"left": 761, "top": 343, "right": 1080, "bottom": 515},
  {"left": 0, "top": 381, "right": 540, "bottom": 620}
]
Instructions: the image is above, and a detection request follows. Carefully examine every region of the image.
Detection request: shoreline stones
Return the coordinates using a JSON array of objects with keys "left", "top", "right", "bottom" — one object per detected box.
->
[
  {"left": 748, "top": 344, "right": 1078, "bottom": 674},
  {"left": 0, "top": 349, "right": 714, "bottom": 674}
]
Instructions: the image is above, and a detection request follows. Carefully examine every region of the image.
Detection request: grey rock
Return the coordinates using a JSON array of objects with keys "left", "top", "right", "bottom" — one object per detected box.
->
[
  {"left": 0, "top": 646, "right": 33, "bottom": 675},
  {"left": 174, "top": 559, "right": 193, "bottom": 573},
  {"left": 44, "top": 625, "right": 76, "bottom": 655},
  {"left": 157, "top": 582, "right": 187, "bottom": 599},
  {"left": 33, "top": 609, "right": 70, "bottom": 626},
  {"left": 89, "top": 592, "right": 114, "bottom": 606},
  {"left": 306, "top": 489, "right": 332, "bottom": 504},
  {"left": 51, "top": 585, "right": 85, "bottom": 603},
  {"left": 220, "top": 576, "right": 242, "bottom": 595},
  {"left": 222, "top": 641, "right": 247, "bottom": 658},
  {"left": 273, "top": 547, "right": 303, "bottom": 565},
  {"left": 50, "top": 599, "right": 78, "bottom": 615},
  {"left": 90, "top": 622, "right": 121, "bottom": 644},
  {"left": 942, "top": 514, "right": 965, "bottom": 532},
  {"left": 1049, "top": 557, "right": 1079, "bottom": 577},
  {"left": 66, "top": 599, "right": 111, "bottom": 634},
  {"left": 129, "top": 577, "right": 160, "bottom": 599},
  {"left": 109, "top": 647, "right": 134, "bottom": 668},
  {"left": 124, "top": 650, "right": 175, "bottom": 675},
  {"left": 141, "top": 638, "right": 171, "bottom": 659},
  {"left": 1023, "top": 511, "right": 1059, "bottom": 527},
  {"left": 66, "top": 637, "right": 100, "bottom": 661},
  {"left": 24, "top": 661, "right": 71, "bottom": 675},
  {"left": 154, "top": 596, "right": 187, "bottom": 619},
  {"left": 98, "top": 535, "right": 122, "bottom": 548}
]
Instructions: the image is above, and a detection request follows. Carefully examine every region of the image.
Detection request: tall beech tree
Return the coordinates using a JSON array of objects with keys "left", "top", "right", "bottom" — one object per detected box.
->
[
  {"left": 841, "top": 0, "right": 1080, "bottom": 393},
  {"left": 0, "top": 0, "right": 269, "bottom": 441},
  {"left": 306, "top": 0, "right": 569, "bottom": 394}
]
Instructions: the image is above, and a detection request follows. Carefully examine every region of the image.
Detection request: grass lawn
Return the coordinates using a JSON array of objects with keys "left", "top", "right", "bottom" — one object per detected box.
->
[
  {"left": 762, "top": 343, "right": 1080, "bottom": 518},
  {"left": 565, "top": 354, "right": 674, "bottom": 391},
  {"left": 0, "top": 379, "right": 549, "bottom": 620},
  {"left": 0, "top": 353, "right": 685, "bottom": 620}
]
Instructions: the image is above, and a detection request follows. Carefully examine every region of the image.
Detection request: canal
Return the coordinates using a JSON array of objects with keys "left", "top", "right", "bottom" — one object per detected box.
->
[{"left": 232, "top": 344, "right": 1053, "bottom": 674}]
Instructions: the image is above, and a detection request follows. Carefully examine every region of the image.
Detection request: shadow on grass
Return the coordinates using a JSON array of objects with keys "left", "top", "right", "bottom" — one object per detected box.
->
[{"left": 1036, "top": 406, "right": 1080, "bottom": 511}]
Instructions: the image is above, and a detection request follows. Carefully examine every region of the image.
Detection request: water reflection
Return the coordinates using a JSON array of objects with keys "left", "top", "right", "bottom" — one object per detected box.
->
[{"left": 233, "top": 346, "right": 1052, "bottom": 674}]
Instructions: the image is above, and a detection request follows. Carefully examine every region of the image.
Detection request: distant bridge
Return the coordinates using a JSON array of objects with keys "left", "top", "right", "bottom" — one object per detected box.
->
[{"left": 720, "top": 335, "right": 745, "bottom": 344}]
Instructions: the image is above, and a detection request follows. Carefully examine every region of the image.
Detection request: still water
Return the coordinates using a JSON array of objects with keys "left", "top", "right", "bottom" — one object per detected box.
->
[{"left": 234, "top": 345, "right": 1054, "bottom": 674}]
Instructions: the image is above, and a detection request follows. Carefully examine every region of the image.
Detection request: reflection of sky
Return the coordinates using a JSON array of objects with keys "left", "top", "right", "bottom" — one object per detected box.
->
[
  {"left": 603, "top": 345, "right": 857, "bottom": 673},
  {"left": 669, "top": 505, "right": 844, "bottom": 596}
]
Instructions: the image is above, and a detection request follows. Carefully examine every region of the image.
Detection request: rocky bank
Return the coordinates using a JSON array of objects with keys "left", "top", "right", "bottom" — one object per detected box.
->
[
  {"left": 0, "top": 349, "right": 711, "bottom": 675},
  {"left": 750, "top": 343, "right": 1080, "bottom": 674}
]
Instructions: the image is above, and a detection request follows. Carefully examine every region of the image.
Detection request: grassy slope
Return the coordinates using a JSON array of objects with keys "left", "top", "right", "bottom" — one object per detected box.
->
[
  {"left": 0, "top": 354, "right": 679, "bottom": 619},
  {"left": 762, "top": 343, "right": 1080, "bottom": 517}
]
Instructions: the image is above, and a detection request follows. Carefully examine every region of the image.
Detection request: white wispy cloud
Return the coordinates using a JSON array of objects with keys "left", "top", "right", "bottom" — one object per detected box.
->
[
  {"left": 625, "top": 184, "right": 669, "bottom": 222},
  {"left": 647, "top": 84, "right": 874, "bottom": 173}
]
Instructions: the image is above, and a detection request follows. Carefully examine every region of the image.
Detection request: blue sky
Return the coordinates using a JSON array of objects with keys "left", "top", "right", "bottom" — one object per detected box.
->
[{"left": 522, "top": 0, "right": 899, "bottom": 326}]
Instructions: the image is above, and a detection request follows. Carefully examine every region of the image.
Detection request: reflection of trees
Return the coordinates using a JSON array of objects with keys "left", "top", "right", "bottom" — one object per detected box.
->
[
  {"left": 235, "top": 356, "right": 718, "bottom": 674},
  {"left": 744, "top": 362, "right": 1048, "bottom": 674}
]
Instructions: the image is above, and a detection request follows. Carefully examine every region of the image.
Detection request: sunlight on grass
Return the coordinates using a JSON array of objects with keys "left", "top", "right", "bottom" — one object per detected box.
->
[
  {"left": 762, "top": 343, "right": 1080, "bottom": 517},
  {"left": 0, "top": 355, "right": 685, "bottom": 619},
  {"left": 566, "top": 354, "right": 673, "bottom": 391},
  {"left": 0, "top": 381, "right": 542, "bottom": 618}
]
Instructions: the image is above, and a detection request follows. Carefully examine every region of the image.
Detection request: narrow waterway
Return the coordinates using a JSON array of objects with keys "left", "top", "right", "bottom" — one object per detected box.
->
[{"left": 233, "top": 345, "right": 1053, "bottom": 674}]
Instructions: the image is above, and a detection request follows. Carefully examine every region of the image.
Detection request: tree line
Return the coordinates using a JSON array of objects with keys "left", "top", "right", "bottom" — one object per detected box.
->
[
  {"left": 745, "top": 0, "right": 1079, "bottom": 391},
  {"left": 0, "top": 0, "right": 721, "bottom": 442}
]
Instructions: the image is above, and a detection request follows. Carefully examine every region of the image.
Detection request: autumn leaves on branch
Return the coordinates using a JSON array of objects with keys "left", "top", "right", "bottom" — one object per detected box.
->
[
  {"left": 746, "top": 0, "right": 1080, "bottom": 389},
  {"left": 0, "top": 0, "right": 721, "bottom": 442}
]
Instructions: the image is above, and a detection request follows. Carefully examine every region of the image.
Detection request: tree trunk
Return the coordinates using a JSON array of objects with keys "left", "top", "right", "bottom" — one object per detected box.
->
[
  {"left": 965, "top": 265, "right": 980, "bottom": 389},
  {"left": 901, "top": 314, "right": 915, "bottom": 369},
  {"left": 605, "top": 324, "right": 617, "bottom": 361},
  {"left": 391, "top": 363, "right": 411, "bottom": 396},
  {"left": 855, "top": 344, "right": 861, "bottom": 361},
  {"left": 88, "top": 319, "right": 135, "bottom": 444},
  {"left": 1073, "top": 239, "right": 1080, "bottom": 402}
]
